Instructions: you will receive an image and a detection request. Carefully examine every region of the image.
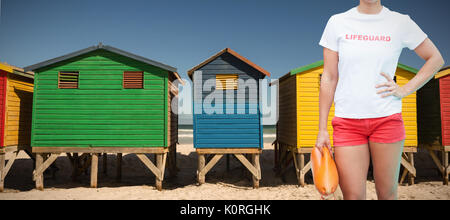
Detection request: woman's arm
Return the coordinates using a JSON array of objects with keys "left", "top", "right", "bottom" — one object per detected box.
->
[
  {"left": 315, "top": 48, "right": 339, "bottom": 151},
  {"left": 376, "top": 38, "right": 445, "bottom": 98},
  {"left": 403, "top": 39, "right": 445, "bottom": 96}
]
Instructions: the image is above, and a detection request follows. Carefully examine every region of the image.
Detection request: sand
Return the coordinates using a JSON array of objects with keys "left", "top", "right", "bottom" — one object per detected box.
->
[{"left": 0, "top": 144, "right": 449, "bottom": 200}]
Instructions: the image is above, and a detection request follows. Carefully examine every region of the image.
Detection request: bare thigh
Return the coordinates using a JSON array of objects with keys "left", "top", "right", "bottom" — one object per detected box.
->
[
  {"left": 369, "top": 140, "right": 404, "bottom": 200},
  {"left": 334, "top": 144, "right": 370, "bottom": 200}
]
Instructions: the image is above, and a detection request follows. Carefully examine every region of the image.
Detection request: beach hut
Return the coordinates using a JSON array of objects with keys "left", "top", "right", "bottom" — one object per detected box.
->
[
  {"left": 272, "top": 60, "right": 419, "bottom": 186},
  {"left": 0, "top": 63, "right": 34, "bottom": 192},
  {"left": 24, "top": 43, "right": 180, "bottom": 191},
  {"left": 188, "top": 48, "right": 270, "bottom": 188},
  {"left": 417, "top": 66, "right": 450, "bottom": 185}
]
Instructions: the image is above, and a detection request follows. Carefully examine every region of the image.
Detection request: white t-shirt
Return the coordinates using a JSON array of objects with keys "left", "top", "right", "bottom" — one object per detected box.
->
[{"left": 319, "top": 6, "right": 427, "bottom": 119}]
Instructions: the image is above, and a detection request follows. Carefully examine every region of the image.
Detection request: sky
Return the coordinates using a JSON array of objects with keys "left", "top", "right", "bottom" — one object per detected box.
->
[{"left": 1, "top": 0, "right": 449, "bottom": 124}]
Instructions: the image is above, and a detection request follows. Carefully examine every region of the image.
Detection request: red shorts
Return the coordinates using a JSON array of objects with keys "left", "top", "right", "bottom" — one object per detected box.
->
[{"left": 332, "top": 113, "right": 406, "bottom": 147}]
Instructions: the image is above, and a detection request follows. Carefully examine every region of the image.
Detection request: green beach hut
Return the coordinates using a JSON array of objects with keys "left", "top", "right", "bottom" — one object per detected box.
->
[{"left": 24, "top": 43, "right": 180, "bottom": 191}]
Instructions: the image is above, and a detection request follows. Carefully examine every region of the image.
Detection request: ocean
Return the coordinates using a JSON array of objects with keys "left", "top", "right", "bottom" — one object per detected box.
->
[{"left": 178, "top": 125, "right": 276, "bottom": 145}]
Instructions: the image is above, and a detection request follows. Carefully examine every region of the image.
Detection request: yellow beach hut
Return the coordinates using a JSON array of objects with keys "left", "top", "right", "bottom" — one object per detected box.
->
[{"left": 0, "top": 62, "right": 34, "bottom": 192}]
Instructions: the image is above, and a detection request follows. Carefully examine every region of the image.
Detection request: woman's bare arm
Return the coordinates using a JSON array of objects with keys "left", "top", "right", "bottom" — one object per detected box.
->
[
  {"left": 316, "top": 48, "right": 339, "bottom": 151},
  {"left": 404, "top": 38, "right": 445, "bottom": 95},
  {"left": 376, "top": 38, "right": 445, "bottom": 98}
]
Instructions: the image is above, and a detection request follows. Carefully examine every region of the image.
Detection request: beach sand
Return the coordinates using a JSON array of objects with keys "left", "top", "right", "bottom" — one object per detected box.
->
[{"left": 0, "top": 143, "right": 448, "bottom": 200}]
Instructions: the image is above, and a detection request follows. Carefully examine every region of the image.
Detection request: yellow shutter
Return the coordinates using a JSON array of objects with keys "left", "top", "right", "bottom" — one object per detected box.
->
[{"left": 216, "top": 74, "right": 238, "bottom": 90}]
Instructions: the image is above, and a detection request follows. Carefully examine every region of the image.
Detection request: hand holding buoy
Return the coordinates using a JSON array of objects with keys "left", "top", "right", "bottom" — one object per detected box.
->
[{"left": 311, "top": 147, "right": 339, "bottom": 199}]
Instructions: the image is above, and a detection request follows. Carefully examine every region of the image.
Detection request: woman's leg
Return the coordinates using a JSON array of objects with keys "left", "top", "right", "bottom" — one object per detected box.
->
[
  {"left": 334, "top": 144, "right": 371, "bottom": 200},
  {"left": 369, "top": 140, "right": 404, "bottom": 200}
]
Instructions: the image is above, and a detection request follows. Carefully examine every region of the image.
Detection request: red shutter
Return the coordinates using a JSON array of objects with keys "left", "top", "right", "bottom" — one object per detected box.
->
[{"left": 123, "top": 71, "right": 143, "bottom": 89}]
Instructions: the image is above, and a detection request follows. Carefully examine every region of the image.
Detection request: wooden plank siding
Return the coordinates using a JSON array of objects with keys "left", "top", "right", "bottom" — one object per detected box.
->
[
  {"left": 167, "top": 73, "right": 178, "bottom": 146},
  {"left": 396, "top": 68, "right": 418, "bottom": 147},
  {"left": 193, "top": 52, "right": 264, "bottom": 149},
  {"left": 296, "top": 67, "right": 335, "bottom": 148},
  {"left": 276, "top": 74, "right": 297, "bottom": 147},
  {"left": 417, "top": 77, "right": 441, "bottom": 145},
  {"left": 4, "top": 73, "right": 33, "bottom": 147},
  {"left": 440, "top": 76, "right": 450, "bottom": 146},
  {"left": 0, "top": 71, "right": 6, "bottom": 147},
  {"left": 31, "top": 50, "right": 169, "bottom": 148}
]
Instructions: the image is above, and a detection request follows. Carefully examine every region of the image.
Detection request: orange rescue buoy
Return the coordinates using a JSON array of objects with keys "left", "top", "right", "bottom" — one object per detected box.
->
[{"left": 311, "top": 147, "right": 339, "bottom": 198}]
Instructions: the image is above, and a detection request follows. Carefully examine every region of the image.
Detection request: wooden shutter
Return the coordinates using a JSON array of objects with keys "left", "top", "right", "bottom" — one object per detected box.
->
[
  {"left": 123, "top": 71, "right": 143, "bottom": 89},
  {"left": 58, "top": 71, "right": 79, "bottom": 89},
  {"left": 216, "top": 74, "right": 238, "bottom": 90}
]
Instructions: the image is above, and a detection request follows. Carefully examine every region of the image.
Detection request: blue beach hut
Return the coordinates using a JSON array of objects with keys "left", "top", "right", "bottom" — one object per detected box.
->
[{"left": 187, "top": 48, "right": 270, "bottom": 188}]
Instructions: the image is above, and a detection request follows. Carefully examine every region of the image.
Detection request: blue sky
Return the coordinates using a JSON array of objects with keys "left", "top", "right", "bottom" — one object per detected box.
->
[{"left": 1, "top": 0, "right": 449, "bottom": 124}]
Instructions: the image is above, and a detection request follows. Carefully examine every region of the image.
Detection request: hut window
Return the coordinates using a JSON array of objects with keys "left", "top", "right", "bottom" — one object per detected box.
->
[
  {"left": 216, "top": 74, "right": 238, "bottom": 90},
  {"left": 58, "top": 71, "right": 79, "bottom": 89},
  {"left": 123, "top": 71, "right": 144, "bottom": 89}
]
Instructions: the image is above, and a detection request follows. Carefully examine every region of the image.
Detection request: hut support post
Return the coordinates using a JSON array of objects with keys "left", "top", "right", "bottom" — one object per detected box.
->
[
  {"left": 275, "top": 143, "right": 313, "bottom": 187},
  {"left": 425, "top": 144, "right": 449, "bottom": 185},
  {"left": 293, "top": 151, "right": 312, "bottom": 187},
  {"left": 197, "top": 154, "right": 206, "bottom": 184},
  {"left": 136, "top": 152, "right": 168, "bottom": 191},
  {"left": 116, "top": 153, "right": 122, "bottom": 182},
  {"left": 399, "top": 147, "right": 417, "bottom": 185},
  {"left": 0, "top": 147, "right": 20, "bottom": 192},
  {"left": 90, "top": 153, "right": 98, "bottom": 188},
  {"left": 444, "top": 150, "right": 449, "bottom": 185},
  {"left": 0, "top": 153, "right": 4, "bottom": 192},
  {"left": 33, "top": 153, "right": 59, "bottom": 190},
  {"left": 197, "top": 148, "right": 262, "bottom": 188},
  {"left": 251, "top": 154, "right": 261, "bottom": 188},
  {"left": 294, "top": 152, "right": 310, "bottom": 187}
]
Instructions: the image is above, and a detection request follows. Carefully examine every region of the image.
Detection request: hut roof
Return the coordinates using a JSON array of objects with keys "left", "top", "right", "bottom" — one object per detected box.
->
[
  {"left": 23, "top": 43, "right": 181, "bottom": 81},
  {"left": 187, "top": 48, "right": 271, "bottom": 79},
  {"left": 0, "top": 62, "right": 34, "bottom": 79},
  {"left": 435, "top": 66, "right": 450, "bottom": 79}
]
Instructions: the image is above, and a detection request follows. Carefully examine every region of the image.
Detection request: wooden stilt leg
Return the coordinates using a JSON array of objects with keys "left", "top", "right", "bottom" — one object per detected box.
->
[
  {"left": 298, "top": 153, "right": 305, "bottom": 187},
  {"left": 90, "top": 153, "right": 98, "bottom": 188},
  {"left": 400, "top": 153, "right": 409, "bottom": 185},
  {"left": 156, "top": 154, "right": 163, "bottom": 191},
  {"left": 116, "top": 153, "right": 122, "bottom": 182},
  {"left": 197, "top": 154, "right": 206, "bottom": 185},
  {"left": 103, "top": 153, "right": 107, "bottom": 175},
  {"left": 0, "top": 153, "right": 5, "bottom": 192},
  {"left": 443, "top": 151, "right": 449, "bottom": 185},
  {"left": 408, "top": 152, "right": 415, "bottom": 185},
  {"left": 35, "top": 154, "right": 44, "bottom": 190},
  {"left": 252, "top": 154, "right": 261, "bottom": 189}
]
